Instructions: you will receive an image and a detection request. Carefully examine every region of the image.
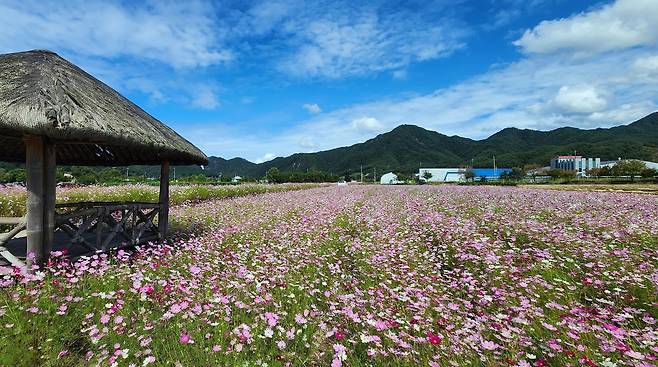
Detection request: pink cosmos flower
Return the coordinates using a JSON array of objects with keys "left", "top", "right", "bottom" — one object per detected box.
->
[
  {"left": 179, "top": 331, "right": 191, "bottom": 344},
  {"left": 100, "top": 314, "right": 110, "bottom": 324},
  {"left": 625, "top": 350, "right": 645, "bottom": 360},
  {"left": 481, "top": 340, "right": 499, "bottom": 351},
  {"left": 265, "top": 312, "right": 279, "bottom": 327},
  {"left": 427, "top": 332, "right": 441, "bottom": 345},
  {"left": 335, "top": 330, "right": 345, "bottom": 341}
]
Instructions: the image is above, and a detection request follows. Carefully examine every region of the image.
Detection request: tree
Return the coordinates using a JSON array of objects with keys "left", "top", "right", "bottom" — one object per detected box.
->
[
  {"left": 265, "top": 167, "right": 281, "bottom": 183},
  {"left": 463, "top": 169, "right": 476, "bottom": 182},
  {"left": 547, "top": 169, "right": 575, "bottom": 180},
  {"left": 641, "top": 168, "right": 658, "bottom": 178},
  {"left": 587, "top": 167, "right": 607, "bottom": 177},
  {"left": 611, "top": 160, "right": 646, "bottom": 179},
  {"left": 422, "top": 171, "right": 433, "bottom": 181},
  {"left": 396, "top": 172, "right": 411, "bottom": 183},
  {"left": 509, "top": 167, "right": 526, "bottom": 181}
]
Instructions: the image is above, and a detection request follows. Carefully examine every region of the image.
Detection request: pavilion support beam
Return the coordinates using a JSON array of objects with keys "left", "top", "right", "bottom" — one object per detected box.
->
[
  {"left": 158, "top": 161, "right": 170, "bottom": 239},
  {"left": 24, "top": 136, "right": 56, "bottom": 270},
  {"left": 25, "top": 135, "right": 44, "bottom": 269},
  {"left": 43, "top": 142, "right": 56, "bottom": 257}
]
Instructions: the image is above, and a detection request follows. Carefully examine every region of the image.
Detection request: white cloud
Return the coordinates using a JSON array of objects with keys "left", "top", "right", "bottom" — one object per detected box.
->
[
  {"left": 0, "top": 0, "right": 231, "bottom": 68},
  {"left": 276, "top": 4, "right": 467, "bottom": 78},
  {"left": 254, "top": 153, "right": 276, "bottom": 164},
  {"left": 514, "top": 0, "right": 658, "bottom": 57},
  {"left": 191, "top": 47, "right": 658, "bottom": 159},
  {"left": 190, "top": 85, "right": 220, "bottom": 110},
  {"left": 299, "top": 137, "right": 317, "bottom": 149},
  {"left": 302, "top": 103, "right": 322, "bottom": 114},
  {"left": 350, "top": 117, "right": 384, "bottom": 134},
  {"left": 634, "top": 55, "right": 658, "bottom": 73},
  {"left": 553, "top": 85, "right": 607, "bottom": 114},
  {"left": 392, "top": 69, "right": 408, "bottom": 80}
]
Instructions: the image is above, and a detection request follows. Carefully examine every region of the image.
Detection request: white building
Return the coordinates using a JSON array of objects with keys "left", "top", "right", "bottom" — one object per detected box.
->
[
  {"left": 231, "top": 176, "right": 242, "bottom": 183},
  {"left": 380, "top": 172, "right": 399, "bottom": 184},
  {"left": 601, "top": 159, "right": 658, "bottom": 170},
  {"left": 418, "top": 168, "right": 464, "bottom": 182},
  {"left": 550, "top": 156, "right": 600, "bottom": 175}
]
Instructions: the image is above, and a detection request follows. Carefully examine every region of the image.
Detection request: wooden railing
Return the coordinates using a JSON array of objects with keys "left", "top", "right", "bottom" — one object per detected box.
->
[
  {"left": 0, "top": 202, "right": 162, "bottom": 268},
  {"left": 0, "top": 216, "right": 27, "bottom": 268},
  {"left": 55, "top": 202, "right": 161, "bottom": 253}
]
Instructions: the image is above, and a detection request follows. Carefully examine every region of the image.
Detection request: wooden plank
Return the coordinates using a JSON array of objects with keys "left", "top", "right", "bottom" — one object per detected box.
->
[
  {"left": 58, "top": 222, "right": 97, "bottom": 252},
  {"left": 158, "top": 161, "right": 170, "bottom": 239},
  {"left": 0, "top": 221, "right": 26, "bottom": 246},
  {"left": 0, "top": 246, "right": 25, "bottom": 269},
  {"left": 43, "top": 142, "right": 56, "bottom": 257},
  {"left": 0, "top": 217, "right": 24, "bottom": 225},
  {"left": 101, "top": 211, "right": 131, "bottom": 251}
]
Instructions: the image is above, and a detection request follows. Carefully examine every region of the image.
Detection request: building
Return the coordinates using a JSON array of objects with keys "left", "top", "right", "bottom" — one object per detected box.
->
[
  {"left": 601, "top": 159, "right": 658, "bottom": 170},
  {"left": 0, "top": 50, "right": 208, "bottom": 270},
  {"left": 471, "top": 168, "right": 512, "bottom": 180},
  {"left": 419, "top": 167, "right": 512, "bottom": 182},
  {"left": 419, "top": 168, "right": 464, "bottom": 182},
  {"left": 550, "top": 156, "right": 600, "bottom": 174},
  {"left": 380, "top": 172, "right": 399, "bottom": 184},
  {"left": 231, "top": 175, "right": 242, "bottom": 183}
]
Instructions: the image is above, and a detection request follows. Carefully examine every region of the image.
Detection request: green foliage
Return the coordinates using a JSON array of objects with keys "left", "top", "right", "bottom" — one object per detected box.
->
[
  {"left": 611, "top": 160, "right": 646, "bottom": 177},
  {"left": 547, "top": 169, "right": 576, "bottom": 179},
  {"left": 499, "top": 167, "right": 526, "bottom": 181},
  {"left": 265, "top": 167, "right": 339, "bottom": 183}
]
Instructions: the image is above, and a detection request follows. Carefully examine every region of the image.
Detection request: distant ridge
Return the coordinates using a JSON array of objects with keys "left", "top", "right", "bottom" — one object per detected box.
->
[{"left": 181, "top": 111, "right": 658, "bottom": 177}]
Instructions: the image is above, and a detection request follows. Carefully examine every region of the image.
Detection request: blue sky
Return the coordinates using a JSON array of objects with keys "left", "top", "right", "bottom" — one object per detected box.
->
[{"left": 1, "top": 0, "right": 658, "bottom": 162}]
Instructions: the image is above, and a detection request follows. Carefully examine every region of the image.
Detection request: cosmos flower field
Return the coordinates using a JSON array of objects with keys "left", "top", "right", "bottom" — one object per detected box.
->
[
  {"left": 0, "top": 185, "right": 657, "bottom": 366},
  {"left": 0, "top": 183, "right": 323, "bottom": 217}
]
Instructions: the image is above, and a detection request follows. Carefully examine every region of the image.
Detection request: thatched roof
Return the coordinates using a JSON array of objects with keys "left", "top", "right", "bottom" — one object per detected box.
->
[{"left": 0, "top": 50, "right": 208, "bottom": 166}]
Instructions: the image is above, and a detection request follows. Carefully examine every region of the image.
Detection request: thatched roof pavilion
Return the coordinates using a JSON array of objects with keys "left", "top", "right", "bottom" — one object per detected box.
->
[
  {"left": 0, "top": 50, "right": 207, "bottom": 165},
  {"left": 0, "top": 50, "right": 208, "bottom": 270}
]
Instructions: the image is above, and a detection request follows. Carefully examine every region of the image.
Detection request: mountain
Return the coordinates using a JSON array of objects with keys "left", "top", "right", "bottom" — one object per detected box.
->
[
  {"left": 5, "top": 112, "right": 656, "bottom": 178},
  {"left": 197, "top": 111, "right": 658, "bottom": 177}
]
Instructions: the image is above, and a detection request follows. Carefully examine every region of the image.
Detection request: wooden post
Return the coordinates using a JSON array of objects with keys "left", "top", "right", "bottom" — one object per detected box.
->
[
  {"left": 24, "top": 135, "right": 44, "bottom": 269},
  {"left": 158, "top": 161, "right": 170, "bottom": 239},
  {"left": 43, "top": 142, "right": 56, "bottom": 256}
]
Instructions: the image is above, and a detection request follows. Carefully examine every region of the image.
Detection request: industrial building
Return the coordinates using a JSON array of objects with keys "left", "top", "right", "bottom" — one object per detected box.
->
[
  {"left": 601, "top": 160, "right": 658, "bottom": 170},
  {"left": 550, "top": 156, "right": 600, "bottom": 174},
  {"left": 418, "top": 168, "right": 464, "bottom": 182},
  {"left": 380, "top": 172, "right": 400, "bottom": 184},
  {"left": 418, "top": 167, "right": 512, "bottom": 182}
]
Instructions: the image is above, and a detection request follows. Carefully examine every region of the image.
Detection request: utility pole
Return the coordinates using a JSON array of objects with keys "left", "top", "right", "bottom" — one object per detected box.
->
[
  {"left": 126, "top": 167, "right": 129, "bottom": 180},
  {"left": 360, "top": 165, "right": 363, "bottom": 183},
  {"left": 173, "top": 167, "right": 176, "bottom": 181},
  {"left": 493, "top": 156, "right": 497, "bottom": 177},
  {"left": 373, "top": 167, "right": 376, "bottom": 183}
]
